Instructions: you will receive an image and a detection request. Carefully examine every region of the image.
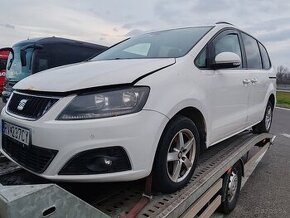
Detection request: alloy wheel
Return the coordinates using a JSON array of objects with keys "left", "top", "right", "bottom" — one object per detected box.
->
[
  {"left": 166, "top": 129, "right": 196, "bottom": 183},
  {"left": 265, "top": 105, "right": 272, "bottom": 131}
]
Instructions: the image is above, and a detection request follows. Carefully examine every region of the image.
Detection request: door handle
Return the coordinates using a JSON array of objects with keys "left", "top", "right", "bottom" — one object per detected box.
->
[
  {"left": 243, "top": 79, "right": 251, "bottom": 85},
  {"left": 251, "top": 78, "right": 258, "bottom": 84}
]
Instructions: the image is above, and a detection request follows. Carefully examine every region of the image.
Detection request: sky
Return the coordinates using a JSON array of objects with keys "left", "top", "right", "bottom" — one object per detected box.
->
[{"left": 0, "top": 0, "right": 290, "bottom": 68}]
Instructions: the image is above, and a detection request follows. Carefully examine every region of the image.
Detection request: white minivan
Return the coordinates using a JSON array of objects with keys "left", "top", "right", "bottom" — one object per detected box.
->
[{"left": 0, "top": 22, "right": 276, "bottom": 193}]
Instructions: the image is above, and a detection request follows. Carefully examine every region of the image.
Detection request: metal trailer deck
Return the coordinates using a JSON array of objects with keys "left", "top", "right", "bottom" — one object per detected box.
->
[{"left": 0, "top": 132, "right": 275, "bottom": 218}]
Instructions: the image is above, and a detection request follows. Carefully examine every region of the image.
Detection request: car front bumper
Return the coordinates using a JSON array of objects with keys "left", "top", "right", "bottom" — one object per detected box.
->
[{"left": 0, "top": 106, "right": 169, "bottom": 182}]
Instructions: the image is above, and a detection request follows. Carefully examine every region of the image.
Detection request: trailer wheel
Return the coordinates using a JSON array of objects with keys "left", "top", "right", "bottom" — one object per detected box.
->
[
  {"left": 219, "top": 162, "right": 242, "bottom": 214},
  {"left": 152, "top": 115, "right": 200, "bottom": 193},
  {"left": 252, "top": 101, "right": 273, "bottom": 133}
]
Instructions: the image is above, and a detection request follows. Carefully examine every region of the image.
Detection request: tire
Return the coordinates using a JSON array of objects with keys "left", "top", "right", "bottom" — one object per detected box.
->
[
  {"left": 219, "top": 162, "right": 242, "bottom": 214},
  {"left": 152, "top": 115, "right": 200, "bottom": 193},
  {"left": 252, "top": 101, "right": 274, "bottom": 134}
]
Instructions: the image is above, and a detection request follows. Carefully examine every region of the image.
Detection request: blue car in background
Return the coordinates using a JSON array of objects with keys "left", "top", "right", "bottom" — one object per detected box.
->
[{"left": 2, "top": 37, "right": 107, "bottom": 102}]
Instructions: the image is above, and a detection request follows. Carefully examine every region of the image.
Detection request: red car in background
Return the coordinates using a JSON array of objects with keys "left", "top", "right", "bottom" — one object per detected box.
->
[{"left": 0, "top": 48, "right": 10, "bottom": 94}]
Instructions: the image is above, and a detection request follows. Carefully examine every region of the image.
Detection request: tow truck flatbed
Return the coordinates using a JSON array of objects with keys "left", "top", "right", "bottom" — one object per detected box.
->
[{"left": 0, "top": 132, "right": 275, "bottom": 218}]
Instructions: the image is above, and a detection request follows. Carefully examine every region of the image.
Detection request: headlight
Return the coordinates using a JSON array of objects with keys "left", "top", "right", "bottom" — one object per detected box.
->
[{"left": 57, "top": 86, "right": 150, "bottom": 120}]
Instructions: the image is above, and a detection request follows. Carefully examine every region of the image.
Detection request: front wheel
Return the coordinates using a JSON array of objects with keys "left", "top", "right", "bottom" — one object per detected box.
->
[
  {"left": 252, "top": 101, "right": 273, "bottom": 133},
  {"left": 152, "top": 115, "right": 200, "bottom": 193}
]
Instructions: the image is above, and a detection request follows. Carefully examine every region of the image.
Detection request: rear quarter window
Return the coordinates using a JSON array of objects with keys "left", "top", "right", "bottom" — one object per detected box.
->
[{"left": 258, "top": 43, "right": 271, "bottom": 69}]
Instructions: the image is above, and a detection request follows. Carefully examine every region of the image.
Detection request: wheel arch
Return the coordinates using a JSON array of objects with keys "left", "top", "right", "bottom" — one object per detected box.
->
[
  {"left": 176, "top": 107, "right": 207, "bottom": 151},
  {"left": 163, "top": 106, "right": 207, "bottom": 152},
  {"left": 268, "top": 93, "right": 275, "bottom": 107}
]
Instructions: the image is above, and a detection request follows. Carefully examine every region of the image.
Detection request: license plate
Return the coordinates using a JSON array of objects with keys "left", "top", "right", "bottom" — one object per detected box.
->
[{"left": 2, "top": 121, "right": 30, "bottom": 145}]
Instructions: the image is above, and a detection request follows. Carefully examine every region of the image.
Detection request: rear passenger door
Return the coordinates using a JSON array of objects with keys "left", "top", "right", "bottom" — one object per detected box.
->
[{"left": 241, "top": 33, "right": 270, "bottom": 125}]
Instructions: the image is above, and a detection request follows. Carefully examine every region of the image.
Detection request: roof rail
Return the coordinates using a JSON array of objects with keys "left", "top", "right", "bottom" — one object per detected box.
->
[{"left": 216, "top": 21, "right": 234, "bottom": 26}]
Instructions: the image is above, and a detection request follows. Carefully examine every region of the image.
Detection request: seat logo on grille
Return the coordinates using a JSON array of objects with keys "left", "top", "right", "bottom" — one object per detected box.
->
[{"left": 17, "top": 99, "right": 28, "bottom": 110}]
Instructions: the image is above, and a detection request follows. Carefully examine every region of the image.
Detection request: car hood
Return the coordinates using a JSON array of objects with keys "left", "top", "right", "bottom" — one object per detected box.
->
[{"left": 14, "top": 59, "right": 175, "bottom": 92}]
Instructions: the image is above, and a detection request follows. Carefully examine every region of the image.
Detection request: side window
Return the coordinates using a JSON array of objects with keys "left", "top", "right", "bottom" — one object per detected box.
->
[
  {"left": 195, "top": 48, "right": 207, "bottom": 68},
  {"left": 38, "top": 58, "right": 49, "bottom": 72},
  {"left": 32, "top": 49, "right": 51, "bottom": 73},
  {"left": 241, "top": 33, "right": 262, "bottom": 69},
  {"left": 213, "top": 34, "right": 242, "bottom": 62},
  {"left": 195, "top": 33, "right": 242, "bottom": 69},
  {"left": 258, "top": 42, "right": 271, "bottom": 69}
]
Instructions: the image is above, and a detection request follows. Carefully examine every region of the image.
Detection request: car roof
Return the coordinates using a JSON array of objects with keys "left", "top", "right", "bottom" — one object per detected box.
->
[{"left": 134, "top": 22, "right": 235, "bottom": 37}]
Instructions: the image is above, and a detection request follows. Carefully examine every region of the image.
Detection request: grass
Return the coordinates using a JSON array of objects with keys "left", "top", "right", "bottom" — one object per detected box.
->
[{"left": 276, "top": 91, "right": 290, "bottom": 109}]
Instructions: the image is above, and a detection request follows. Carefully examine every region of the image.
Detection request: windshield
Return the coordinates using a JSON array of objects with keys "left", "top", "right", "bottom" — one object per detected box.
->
[
  {"left": 92, "top": 26, "right": 212, "bottom": 61},
  {"left": 6, "top": 46, "right": 33, "bottom": 81}
]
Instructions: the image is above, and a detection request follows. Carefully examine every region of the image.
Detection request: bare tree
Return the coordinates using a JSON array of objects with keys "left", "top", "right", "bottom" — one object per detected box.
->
[{"left": 276, "top": 65, "right": 290, "bottom": 84}]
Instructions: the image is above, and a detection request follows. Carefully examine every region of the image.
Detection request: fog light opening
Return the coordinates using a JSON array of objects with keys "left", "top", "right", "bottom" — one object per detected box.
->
[
  {"left": 59, "top": 146, "right": 132, "bottom": 175},
  {"left": 86, "top": 156, "right": 115, "bottom": 173}
]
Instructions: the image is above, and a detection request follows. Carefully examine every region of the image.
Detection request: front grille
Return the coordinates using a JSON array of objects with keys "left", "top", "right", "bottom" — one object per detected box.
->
[
  {"left": 2, "top": 135, "right": 58, "bottom": 173},
  {"left": 7, "top": 92, "right": 59, "bottom": 120}
]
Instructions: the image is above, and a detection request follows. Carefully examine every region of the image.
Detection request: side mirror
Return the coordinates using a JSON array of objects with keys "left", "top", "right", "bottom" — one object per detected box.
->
[
  {"left": 20, "top": 49, "right": 27, "bottom": 66},
  {"left": 212, "top": 52, "right": 241, "bottom": 69}
]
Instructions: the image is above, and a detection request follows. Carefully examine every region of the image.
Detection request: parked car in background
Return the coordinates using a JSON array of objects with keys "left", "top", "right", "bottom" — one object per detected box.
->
[
  {"left": 2, "top": 37, "right": 107, "bottom": 102},
  {"left": 0, "top": 23, "right": 276, "bottom": 193},
  {"left": 0, "top": 48, "right": 11, "bottom": 94}
]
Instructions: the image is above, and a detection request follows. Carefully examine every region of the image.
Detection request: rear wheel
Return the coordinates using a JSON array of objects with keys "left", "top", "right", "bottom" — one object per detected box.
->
[
  {"left": 252, "top": 101, "right": 273, "bottom": 133},
  {"left": 152, "top": 115, "right": 200, "bottom": 193}
]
